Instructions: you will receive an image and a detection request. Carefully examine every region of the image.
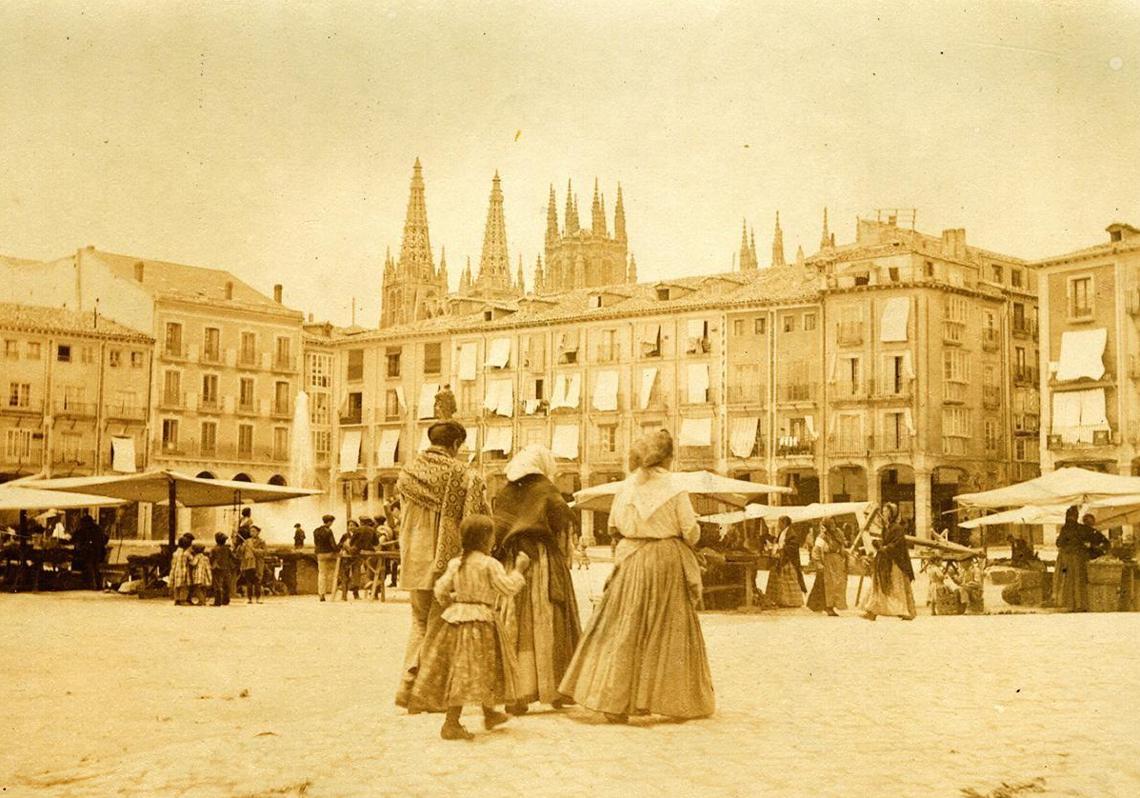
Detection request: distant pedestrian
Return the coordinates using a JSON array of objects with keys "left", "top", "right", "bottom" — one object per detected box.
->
[
  {"left": 861, "top": 504, "right": 916, "bottom": 621},
  {"left": 765, "top": 516, "right": 806, "bottom": 608},
  {"left": 209, "top": 532, "right": 237, "bottom": 606},
  {"left": 407, "top": 515, "right": 530, "bottom": 740},
  {"left": 434, "top": 383, "right": 457, "bottom": 420},
  {"left": 170, "top": 534, "right": 193, "bottom": 605},
  {"left": 293, "top": 523, "right": 306, "bottom": 549},
  {"left": 314, "top": 514, "right": 339, "bottom": 601},
  {"left": 575, "top": 537, "right": 591, "bottom": 570},
  {"left": 807, "top": 519, "right": 847, "bottom": 616},
  {"left": 240, "top": 526, "right": 267, "bottom": 604}
]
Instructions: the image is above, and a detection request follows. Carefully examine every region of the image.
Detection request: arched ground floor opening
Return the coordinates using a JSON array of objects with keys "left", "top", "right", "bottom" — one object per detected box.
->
[
  {"left": 267, "top": 474, "right": 287, "bottom": 486},
  {"left": 778, "top": 468, "right": 819, "bottom": 506},
  {"left": 828, "top": 464, "right": 868, "bottom": 503}
]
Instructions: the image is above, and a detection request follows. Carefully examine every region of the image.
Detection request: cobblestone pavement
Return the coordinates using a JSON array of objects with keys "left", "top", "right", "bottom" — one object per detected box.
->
[{"left": 1, "top": 565, "right": 1137, "bottom": 798}]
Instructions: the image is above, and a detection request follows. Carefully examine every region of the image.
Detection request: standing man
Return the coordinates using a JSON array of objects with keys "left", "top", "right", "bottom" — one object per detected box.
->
[
  {"left": 433, "top": 383, "right": 457, "bottom": 420},
  {"left": 292, "top": 523, "right": 306, "bottom": 549},
  {"left": 394, "top": 420, "right": 488, "bottom": 707},
  {"left": 313, "top": 514, "right": 339, "bottom": 602}
]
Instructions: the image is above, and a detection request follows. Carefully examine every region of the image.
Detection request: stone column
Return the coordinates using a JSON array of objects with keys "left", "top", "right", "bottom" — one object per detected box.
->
[{"left": 914, "top": 469, "right": 932, "bottom": 539}]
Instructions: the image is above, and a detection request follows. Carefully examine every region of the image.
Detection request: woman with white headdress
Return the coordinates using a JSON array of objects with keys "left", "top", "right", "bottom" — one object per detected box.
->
[
  {"left": 558, "top": 430, "right": 715, "bottom": 723},
  {"left": 492, "top": 445, "right": 580, "bottom": 714}
]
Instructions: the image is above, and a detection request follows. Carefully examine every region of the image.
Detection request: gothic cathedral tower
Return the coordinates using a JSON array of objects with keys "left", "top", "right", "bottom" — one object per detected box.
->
[
  {"left": 540, "top": 179, "right": 631, "bottom": 292},
  {"left": 380, "top": 159, "right": 447, "bottom": 328}
]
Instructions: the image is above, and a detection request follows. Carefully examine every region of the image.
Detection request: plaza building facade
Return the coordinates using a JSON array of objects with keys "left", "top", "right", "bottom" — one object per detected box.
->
[{"left": 1036, "top": 222, "right": 1140, "bottom": 478}]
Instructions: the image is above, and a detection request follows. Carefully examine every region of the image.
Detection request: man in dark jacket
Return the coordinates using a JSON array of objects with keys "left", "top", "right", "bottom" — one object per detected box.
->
[{"left": 313, "top": 514, "right": 338, "bottom": 602}]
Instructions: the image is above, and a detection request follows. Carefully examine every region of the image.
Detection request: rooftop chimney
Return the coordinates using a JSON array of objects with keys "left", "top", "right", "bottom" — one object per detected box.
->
[
  {"left": 273, "top": 284, "right": 283, "bottom": 304},
  {"left": 225, "top": 281, "right": 234, "bottom": 300},
  {"left": 134, "top": 261, "right": 145, "bottom": 282},
  {"left": 307, "top": 312, "right": 314, "bottom": 322}
]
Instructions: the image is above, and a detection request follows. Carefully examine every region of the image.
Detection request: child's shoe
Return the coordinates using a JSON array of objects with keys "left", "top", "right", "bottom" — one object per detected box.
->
[
  {"left": 483, "top": 709, "right": 510, "bottom": 730},
  {"left": 440, "top": 722, "right": 473, "bottom": 741}
]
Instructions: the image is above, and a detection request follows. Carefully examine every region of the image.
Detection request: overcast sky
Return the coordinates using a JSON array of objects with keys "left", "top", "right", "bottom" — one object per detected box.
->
[{"left": 1, "top": 1, "right": 1138, "bottom": 326}]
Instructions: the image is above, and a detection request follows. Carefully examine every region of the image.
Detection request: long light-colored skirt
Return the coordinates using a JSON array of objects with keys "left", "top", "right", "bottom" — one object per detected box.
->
[
  {"left": 860, "top": 564, "right": 916, "bottom": 619},
  {"left": 558, "top": 538, "right": 715, "bottom": 719},
  {"left": 408, "top": 618, "right": 519, "bottom": 712},
  {"left": 499, "top": 545, "right": 581, "bottom": 705}
]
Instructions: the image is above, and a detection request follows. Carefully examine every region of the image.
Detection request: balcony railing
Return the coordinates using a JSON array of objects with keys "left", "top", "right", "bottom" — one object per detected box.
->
[
  {"left": 727, "top": 384, "right": 767, "bottom": 404},
  {"left": 272, "top": 355, "right": 298, "bottom": 373},
  {"left": 836, "top": 322, "right": 863, "bottom": 346},
  {"left": 53, "top": 400, "right": 96, "bottom": 417},
  {"left": 272, "top": 401, "right": 292, "bottom": 418},
  {"left": 3, "top": 398, "right": 43, "bottom": 414},
  {"left": 1013, "top": 366, "right": 1039, "bottom": 386},
  {"left": 160, "top": 392, "right": 187, "bottom": 410},
  {"left": 104, "top": 403, "right": 146, "bottom": 421},
  {"left": 161, "top": 343, "right": 188, "bottom": 360},
  {"left": 981, "top": 328, "right": 1000, "bottom": 352},
  {"left": 237, "top": 400, "right": 257, "bottom": 416},
  {"left": 831, "top": 434, "right": 871, "bottom": 455},
  {"left": 942, "top": 321, "right": 965, "bottom": 345},
  {"left": 200, "top": 349, "right": 224, "bottom": 365},
  {"left": 778, "top": 383, "right": 816, "bottom": 403},
  {"left": 982, "top": 385, "right": 1001, "bottom": 409},
  {"left": 237, "top": 350, "right": 259, "bottom": 368},
  {"left": 942, "top": 382, "right": 967, "bottom": 403},
  {"left": 776, "top": 437, "right": 815, "bottom": 456},
  {"left": 830, "top": 381, "right": 866, "bottom": 400},
  {"left": 1014, "top": 414, "right": 1040, "bottom": 433},
  {"left": 198, "top": 396, "right": 222, "bottom": 413},
  {"left": 1011, "top": 318, "right": 1038, "bottom": 340}
]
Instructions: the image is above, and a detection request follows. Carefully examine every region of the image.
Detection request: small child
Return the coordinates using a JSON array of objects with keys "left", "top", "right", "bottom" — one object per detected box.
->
[
  {"left": 240, "top": 526, "right": 267, "bottom": 604},
  {"left": 169, "top": 534, "right": 193, "bottom": 605},
  {"left": 209, "top": 532, "right": 237, "bottom": 606},
  {"left": 408, "top": 515, "right": 530, "bottom": 740},
  {"left": 189, "top": 542, "right": 212, "bottom": 605},
  {"left": 576, "top": 538, "right": 590, "bottom": 570}
]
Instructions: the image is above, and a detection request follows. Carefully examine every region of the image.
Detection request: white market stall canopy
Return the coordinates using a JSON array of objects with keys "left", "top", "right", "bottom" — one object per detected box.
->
[
  {"left": 700, "top": 501, "right": 871, "bottom": 527},
  {"left": 0, "top": 485, "right": 127, "bottom": 512},
  {"left": 954, "top": 468, "right": 1140, "bottom": 510},
  {"left": 573, "top": 471, "right": 790, "bottom": 513},
  {"left": 958, "top": 505, "right": 1069, "bottom": 530},
  {"left": 25, "top": 470, "right": 321, "bottom": 507}
]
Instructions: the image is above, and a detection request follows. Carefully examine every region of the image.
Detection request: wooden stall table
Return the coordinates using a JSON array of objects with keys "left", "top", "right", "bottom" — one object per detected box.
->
[{"left": 702, "top": 552, "right": 766, "bottom": 610}]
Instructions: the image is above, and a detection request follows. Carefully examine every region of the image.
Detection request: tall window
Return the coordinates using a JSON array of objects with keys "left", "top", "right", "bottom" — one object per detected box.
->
[
  {"left": 803, "top": 313, "right": 817, "bottom": 331},
  {"left": 312, "top": 430, "right": 331, "bottom": 459},
  {"left": 598, "top": 329, "right": 618, "bottom": 362},
  {"left": 1069, "top": 276, "right": 1093, "bottom": 318},
  {"left": 840, "top": 356, "right": 861, "bottom": 397},
  {"left": 942, "top": 408, "right": 970, "bottom": 455},
  {"left": 8, "top": 382, "right": 30, "bottom": 408},
  {"left": 164, "top": 322, "right": 183, "bottom": 356},
  {"left": 109, "top": 349, "right": 121, "bottom": 368},
  {"left": 308, "top": 352, "right": 332, "bottom": 389},
  {"left": 239, "top": 377, "right": 255, "bottom": 411},
  {"left": 4, "top": 339, "right": 18, "bottom": 360},
  {"left": 385, "top": 389, "right": 401, "bottom": 419},
  {"left": 238, "top": 424, "right": 254, "bottom": 457},
  {"left": 200, "top": 422, "right": 217, "bottom": 455},
  {"left": 346, "top": 349, "right": 363, "bottom": 381},
  {"left": 57, "top": 344, "right": 71, "bottom": 363},
  {"left": 274, "top": 336, "right": 292, "bottom": 369},
  {"left": 733, "top": 319, "right": 745, "bottom": 336},
  {"left": 423, "top": 342, "right": 442, "bottom": 375},
  {"left": 239, "top": 331, "right": 257, "bottom": 366},
  {"left": 386, "top": 347, "right": 402, "bottom": 378},
  {"left": 5, "top": 428, "right": 32, "bottom": 459},
  {"left": 161, "top": 419, "right": 180, "bottom": 451},
  {"left": 26, "top": 342, "right": 41, "bottom": 360},
  {"left": 201, "top": 374, "right": 219, "bottom": 407},
  {"left": 754, "top": 317, "right": 767, "bottom": 335},
  {"left": 274, "top": 427, "right": 289, "bottom": 460},
  {"left": 163, "top": 370, "right": 182, "bottom": 405},
  {"left": 130, "top": 351, "right": 144, "bottom": 368},
  {"left": 1011, "top": 268, "right": 1024, "bottom": 289},
  {"left": 203, "top": 327, "right": 221, "bottom": 362},
  {"left": 274, "top": 381, "right": 290, "bottom": 414},
  {"left": 984, "top": 419, "right": 999, "bottom": 452},
  {"left": 598, "top": 424, "right": 618, "bottom": 454},
  {"left": 310, "top": 392, "right": 330, "bottom": 425}
]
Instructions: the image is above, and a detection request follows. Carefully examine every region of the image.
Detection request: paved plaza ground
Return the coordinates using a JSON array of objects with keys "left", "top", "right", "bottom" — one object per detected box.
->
[{"left": 2, "top": 559, "right": 1138, "bottom": 798}]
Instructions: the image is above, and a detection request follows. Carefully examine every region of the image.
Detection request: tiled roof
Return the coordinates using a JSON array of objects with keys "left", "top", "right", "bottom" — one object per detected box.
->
[
  {"left": 1034, "top": 234, "right": 1140, "bottom": 265},
  {"left": 80, "top": 248, "right": 301, "bottom": 316},
  {"left": 0, "top": 302, "right": 153, "bottom": 342}
]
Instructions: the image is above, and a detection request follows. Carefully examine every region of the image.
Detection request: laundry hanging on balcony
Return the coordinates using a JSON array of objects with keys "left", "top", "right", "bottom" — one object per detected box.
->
[
  {"left": 458, "top": 343, "right": 478, "bottom": 382},
  {"left": 482, "top": 425, "right": 513, "bottom": 454},
  {"left": 483, "top": 379, "right": 514, "bottom": 417},
  {"left": 550, "top": 373, "right": 581, "bottom": 410},
  {"left": 640, "top": 323, "right": 661, "bottom": 357},
  {"left": 418, "top": 383, "right": 439, "bottom": 419},
  {"left": 879, "top": 297, "right": 911, "bottom": 342},
  {"left": 1051, "top": 388, "right": 1109, "bottom": 444},
  {"left": 639, "top": 367, "right": 658, "bottom": 410},
  {"left": 486, "top": 338, "right": 511, "bottom": 369},
  {"left": 687, "top": 363, "right": 710, "bottom": 403},
  {"left": 679, "top": 416, "right": 713, "bottom": 447},
  {"left": 110, "top": 436, "right": 137, "bottom": 474},
  {"left": 1054, "top": 328, "right": 1107, "bottom": 382},
  {"left": 729, "top": 417, "right": 760, "bottom": 458},
  {"left": 551, "top": 424, "right": 579, "bottom": 460},
  {"left": 377, "top": 429, "right": 401, "bottom": 468},
  {"left": 338, "top": 430, "right": 362, "bottom": 473},
  {"left": 592, "top": 370, "right": 620, "bottom": 412}
]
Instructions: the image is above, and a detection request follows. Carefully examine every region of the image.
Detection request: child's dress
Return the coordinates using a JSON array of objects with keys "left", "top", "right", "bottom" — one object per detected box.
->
[
  {"left": 409, "top": 551, "right": 526, "bottom": 712},
  {"left": 191, "top": 552, "right": 213, "bottom": 591},
  {"left": 169, "top": 548, "right": 192, "bottom": 602}
]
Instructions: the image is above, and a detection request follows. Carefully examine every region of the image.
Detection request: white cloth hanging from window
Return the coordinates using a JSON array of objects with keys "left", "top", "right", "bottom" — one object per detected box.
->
[
  {"left": 418, "top": 383, "right": 439, "bottom": 420},
  {"left": 640, "top": 324, "right": 661, "bottom": 355},
  {"left": 879, "top": 297, "right": 910, "bottom": 342},
  {"left": 729, "top": 417, "right": 759, "bottom": 458},
  {"left": 486, "top": 338, "right": 511, "bottom": 369},
  {"left": 679, "top": 416, "right": 713, "bottom": 447},
  {"left": 482, "top": 426, "right": 513, "bottom": 454},
  {"left": 593, "top": 370, "right": 620, "bottom": 412},
  {"left": 687, "top": 363, "right": 709, "bottom": 403},
  {"left": 395, "top": 385, "right": 407, "bottom": 413},
  {"left": 551, "top": 424, "right": 579, "bottom": 459},
  {"left": 686, "top": 319, "right": 708, "bottom": 352},
  {"left": 563, "top": 373, "right": 581, "bottom": 408},
  {"left": 338, "top": 430, "right": 362, "bottom": 472},
  {"left": 110, "top": 436, "right": 137, "bottom": 473},
  {"left": 458, "top": 343, "right": 478, "bottom": 382},
  {"left": 1055, "top": 329, "right": 1107, "bottom": 382},
  {"left": 903, "top": 408, "right": 915, "bottom": 435},
  {"left": 1051, "top": 390, "right": 1109, "bottom": 443},
  {"left": 484, "top": 379, "right": 514, "bottom": 417},
  {"left": 377, "top": 429, "right": 401, "bottom": 467},
  {"left": 639, "top": 367, "right": 658, "bottom": 410}
]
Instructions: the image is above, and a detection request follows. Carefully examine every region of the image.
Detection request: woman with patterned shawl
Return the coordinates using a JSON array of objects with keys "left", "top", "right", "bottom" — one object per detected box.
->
[
  {"left": 860, "top": 503, "right": 916, "bottom": 621},
  {"left": 765, "top": 516, "right": 807, "bottom": 608},
  {"left": 492, "top": 445, "right": 580, "bottom": 714},
  {"left": 558, "top": 430, "right": 715, "bottom": 723},
  {"left": 394, "top": 420, "right": 489, "bottom": 708}
]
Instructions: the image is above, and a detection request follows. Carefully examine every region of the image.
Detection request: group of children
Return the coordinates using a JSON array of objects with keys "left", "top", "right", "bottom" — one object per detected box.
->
[{"left": 168, "top": 525, "right": 268, "bottom": 606}]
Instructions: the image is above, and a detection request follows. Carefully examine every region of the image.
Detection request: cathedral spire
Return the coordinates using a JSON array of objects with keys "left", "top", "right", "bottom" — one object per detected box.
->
[
  {"left": 627, "top": 252, "right": 638, "bottom": 283},
  {"left": 771, "top": 211, "right": 786, "bottom": 268},
  {"left": 614, "top": 183, "right": 627, "bottom": 242},
  {"left": 564, "top": 179, "right": 579, "bottom": 234},
  {"left": 475, "top": 171, "right": 511, "bottom": 292},
  {"left": 546, "top": 184, "right": 560, "bottom": 245},
  {"left": 591, "top": 178, "right": 605, "bottom": 235},
  {"left": 820, "top": 206, "right": 831, "bottom": 252},
  {"left": 398, "top": 158, "right": 434, "bottom": 279},
  {"left": 534, "top": 254, "right": 545, "bottom": 293},
  {"left": 517, "top": 253, "right": 525, "bottom": 294},
  {"left": 460, "top": 256, "right": 473, "bottom": 293},
  {"left": 739, "top": 218, "right": 757, "bottom": 271},
  {"left": 438, "top": 246, "right": 449, "bottom": 291},
  {"left": 750, "top": 228, "right": 758, "bottom": 267}
]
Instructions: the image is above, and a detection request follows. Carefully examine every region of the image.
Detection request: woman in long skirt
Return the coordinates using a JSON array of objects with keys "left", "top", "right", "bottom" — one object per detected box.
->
[
  {"left": 860, "top": 506, "right": 916, "bottom": 621},
  {"left": 765, "top": 516, "right": 806, "bottom": 608},
  {"left": 1052, "top": 506, "right": 1107, "bottom": 611},
  {"left": 492, "top": 445, "right": 581, "bottom": 714},
  {"left": 807, "top": 519, "right": 848, "bottom": 616},
  {"left": 558, "top": 430, "right": 714, "bottom": 723}
]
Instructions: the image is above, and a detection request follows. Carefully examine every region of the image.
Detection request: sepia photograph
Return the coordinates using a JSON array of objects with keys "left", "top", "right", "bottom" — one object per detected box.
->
[{"left": 1, "top": 2, "right": 1139, "bottom": 796}]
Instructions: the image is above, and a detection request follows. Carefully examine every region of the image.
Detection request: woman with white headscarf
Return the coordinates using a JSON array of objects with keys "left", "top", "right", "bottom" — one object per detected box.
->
[
  {"left": 558, "top": 430, "right": 715, "bottom": 723},
  {"left": 492, "top": 445, "right": 580, "bottom": 714}
]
